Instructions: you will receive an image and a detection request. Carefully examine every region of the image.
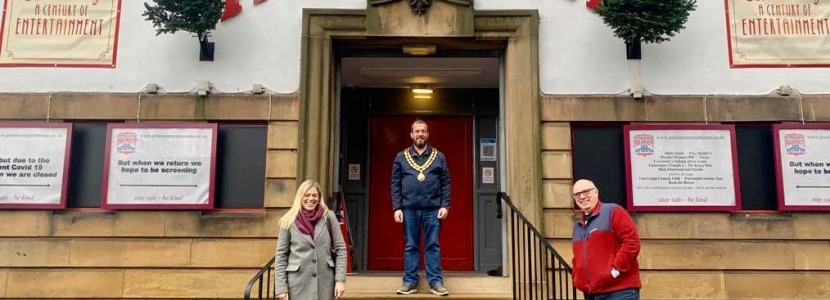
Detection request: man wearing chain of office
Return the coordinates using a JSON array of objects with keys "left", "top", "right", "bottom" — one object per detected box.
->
[{"left": 391, "top": 119, "right": 451, "bottom": 296}]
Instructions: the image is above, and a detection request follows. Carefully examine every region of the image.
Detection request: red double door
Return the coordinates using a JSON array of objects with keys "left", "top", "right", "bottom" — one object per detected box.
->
[{"left": 367, "top": 116, "right": 474, "bottom": 271}]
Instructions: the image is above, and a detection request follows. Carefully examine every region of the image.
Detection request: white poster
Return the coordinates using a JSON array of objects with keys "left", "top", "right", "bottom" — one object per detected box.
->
[
  {"left": 777, "top": 127, "right": 830, "bottom": 208},
  {"left": 103, "top": 125, "right": 216, "bottom": 209},
  {"left": 0, "top": 125, "right": 70, "bottom": 208},
  {"left": 627, "top": 126, "right": 739, "bottom": 210}
]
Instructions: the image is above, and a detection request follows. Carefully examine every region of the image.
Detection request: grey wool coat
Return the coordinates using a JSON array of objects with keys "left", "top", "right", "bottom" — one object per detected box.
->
[{"left": 274, "top": 210, "right": 347, "bottom": 300}]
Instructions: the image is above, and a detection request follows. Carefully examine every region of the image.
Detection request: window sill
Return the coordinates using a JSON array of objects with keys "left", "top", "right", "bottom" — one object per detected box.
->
[
  {"left": 55, "top": 208, "right": 116, "bottom": 215},
  {"left": 729, "top": 210, "right": 792, "bottom": 220},
  {"left": 201, "top": 208, "right": 265, "bottom": 218}
]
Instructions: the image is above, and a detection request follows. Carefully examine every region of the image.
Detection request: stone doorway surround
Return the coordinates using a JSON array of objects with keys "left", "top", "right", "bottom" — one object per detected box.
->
[{"left": 296, "top": 8, "right": 543, "bottom": 227}]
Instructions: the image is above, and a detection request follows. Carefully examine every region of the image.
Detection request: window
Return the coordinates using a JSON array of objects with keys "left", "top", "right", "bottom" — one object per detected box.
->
[
  {"left": 214, "top": 124, "right": 267, "bottom": 209},
  {"left": 67, "top": 123, "right": 107, "bottom": 208},
  {"left": 571, "top": 124, "right": 627, "bottom": 207},
  {"left": 735, "top": 124, "right": 778, "bottom": 210}
]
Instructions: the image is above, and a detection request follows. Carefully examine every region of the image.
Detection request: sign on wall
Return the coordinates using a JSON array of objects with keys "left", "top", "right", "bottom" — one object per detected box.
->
[
  {"left": 0, "top": 123, "right": 72, "bottom": 209},
  {"left": 774, "top": 124, "right": 830, "bottom": 211},
  {"left": 482, "top": 167, "right": 495, "bottom": 184},
  {"left": 624, "top": 125, "right": 742, "bottom": 211},
  {"left": 102, "top": 123, "right": 217, "bottom": 210},
  {"left": 348, "top": 164, "right": 360, "bottom": 181},
  {"left": 479, "top": 138, "right": 497, "bottom": 161},
  {"left": 0, "top": 0, "right": 123, "bottom": 67},
  {"left": 725, "top": 0, "right": 830, "bottom": 68}
]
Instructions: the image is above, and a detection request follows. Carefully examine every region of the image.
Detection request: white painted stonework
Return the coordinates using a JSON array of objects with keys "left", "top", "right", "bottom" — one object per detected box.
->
[{"left": 0, "top": 0, "right": 827, "bottom": 94}]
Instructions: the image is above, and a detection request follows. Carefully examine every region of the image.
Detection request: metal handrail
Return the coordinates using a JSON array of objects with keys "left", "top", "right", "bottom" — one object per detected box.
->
[
  {"left": 243, "top": 256, "right": 275, "bottom": 300},
  {"left": 497, "top": 192, "right": 578, "bottom": 300}
]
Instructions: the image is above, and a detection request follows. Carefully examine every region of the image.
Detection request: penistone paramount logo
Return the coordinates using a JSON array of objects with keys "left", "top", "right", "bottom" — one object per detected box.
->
[
  {"left": 784, "top": 133, "right": 806, "bottom": 156},
  {"left": 633, "top": 134, "right": 655, "bottom": 157},
  {"left": 117, "top": 132, "right": 137, "bottom": 155}
]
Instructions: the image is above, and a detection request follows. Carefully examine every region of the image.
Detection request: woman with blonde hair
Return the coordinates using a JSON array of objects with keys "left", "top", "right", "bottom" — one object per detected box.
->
[{"left": 274, "top": 180, "right": 346, "bottom": 300}]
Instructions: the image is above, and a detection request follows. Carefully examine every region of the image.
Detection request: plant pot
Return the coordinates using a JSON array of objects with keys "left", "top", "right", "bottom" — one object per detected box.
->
[
  {"left": 199, "top": 38, "right": 215, "bottom": 61},
  {"left": 625, "top": 40, "right": 641, "bottom": 60}
]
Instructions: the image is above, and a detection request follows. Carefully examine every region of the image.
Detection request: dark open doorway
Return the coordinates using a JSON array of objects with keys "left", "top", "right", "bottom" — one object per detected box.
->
[{"left": 333, "top": 39, "right": 504, "bottom": 273}]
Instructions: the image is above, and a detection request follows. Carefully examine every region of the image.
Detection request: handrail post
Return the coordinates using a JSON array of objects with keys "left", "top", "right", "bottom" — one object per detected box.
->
[
  {"left": 244, "top": 256, "right": 276, "bottom": 300},
  {"left": 497, "top": 192, "right": 576, "bottom": 300}
]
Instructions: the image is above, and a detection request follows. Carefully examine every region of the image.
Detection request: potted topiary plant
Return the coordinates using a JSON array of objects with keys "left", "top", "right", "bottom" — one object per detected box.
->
[
  {"left": 594, "top": 0, "right": 697, "bottom": 59},
  {"left": 143, "top": 0, "right": 224, "bottom": 61}
]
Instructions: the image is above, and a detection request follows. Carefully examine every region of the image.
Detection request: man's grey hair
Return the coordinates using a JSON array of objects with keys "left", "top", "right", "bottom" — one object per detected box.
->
[{"left": 411, "top": 119, "right": 428, "bottom": 132}]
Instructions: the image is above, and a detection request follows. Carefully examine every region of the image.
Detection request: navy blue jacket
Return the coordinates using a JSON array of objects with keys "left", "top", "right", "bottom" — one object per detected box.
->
[{"left": 391, "top": 145, "right": 451, "bottom": 211}]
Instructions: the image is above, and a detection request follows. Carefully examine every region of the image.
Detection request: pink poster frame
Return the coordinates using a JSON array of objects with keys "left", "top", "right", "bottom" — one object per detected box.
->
[
  {"left": 0, "top": 122, "right": 73, "bottom": 210},
  {"left": 101, "top": 122, "right": 218, "bottom": 210},
  {"left": 0, "top": 0, "right": 123, "bottom": 68},
  {"left": 773, "top": 123, "right": 830, "bottom": 211},
  {"left": 723, "top": 0, "right": 830, "bottom": 68},
  {"left": 624, "top": 124, "right": 742, "bottom": 212}
]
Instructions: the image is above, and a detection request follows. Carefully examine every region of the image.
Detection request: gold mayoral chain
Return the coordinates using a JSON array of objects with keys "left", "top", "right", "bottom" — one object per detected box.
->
[{"left": 404, "top": 148, "right": 438, "bottom": 182}]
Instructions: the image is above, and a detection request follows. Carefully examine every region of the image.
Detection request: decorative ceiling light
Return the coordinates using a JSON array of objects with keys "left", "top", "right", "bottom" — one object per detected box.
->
[
  {"left": 402, "top": 44, "right": 437, "bottom": 56},
  {"left": 412, "top": 87, "right": 433, "bottom": 94}
]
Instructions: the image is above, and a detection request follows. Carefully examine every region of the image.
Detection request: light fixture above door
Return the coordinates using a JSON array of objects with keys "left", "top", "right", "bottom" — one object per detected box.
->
[
  {"left": 411, "top": 86, "right": 434, "bottom": 94},
  {"left": 402, "top": 44, "right": 437, "bottom": 56}
]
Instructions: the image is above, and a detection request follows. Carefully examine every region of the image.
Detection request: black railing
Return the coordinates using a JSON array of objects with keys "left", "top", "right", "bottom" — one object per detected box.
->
[
  {"left": 243, "top": 256, "right": 275, "bottom": 300},
  {"left": 497, "top": 192, "right": 578, "bottom": 300}
]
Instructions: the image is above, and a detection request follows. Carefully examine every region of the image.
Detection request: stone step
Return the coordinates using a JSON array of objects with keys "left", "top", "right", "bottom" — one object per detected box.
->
[
  {"left": 341, "top": 292, "right": 512, "bottom": 299},
  {"left": 344, "top": 271, "right": 510, "bottom": 295}
]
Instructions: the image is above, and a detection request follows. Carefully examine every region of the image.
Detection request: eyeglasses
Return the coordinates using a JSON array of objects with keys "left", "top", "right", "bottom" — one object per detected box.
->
[{"left": 572, "top": 188, "right": 595, "bottom": 199}]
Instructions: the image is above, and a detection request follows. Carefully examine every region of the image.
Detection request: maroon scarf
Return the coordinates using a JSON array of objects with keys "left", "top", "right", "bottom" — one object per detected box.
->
[{"left": 295, "top": 205, "right": 324, "bottom": 238}]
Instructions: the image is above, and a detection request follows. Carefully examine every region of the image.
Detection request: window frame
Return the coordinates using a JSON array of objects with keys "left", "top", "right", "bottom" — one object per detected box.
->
[
  {"left": 211, "top": 122, "right": 268, "bottom": 210},
  {"left": 569, "top": 122, "right": 629, "bottom": 209},
  {"left": 729, "top": 122, "right": 780, "bottom": 212}
]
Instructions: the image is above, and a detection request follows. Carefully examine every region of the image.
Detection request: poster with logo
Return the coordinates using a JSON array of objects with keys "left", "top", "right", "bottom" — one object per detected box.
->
[
  {"left": 624, "top": 125, "right": 741, "bottom": 212},
  {"left": 0, "top": 123, "right": 72, "bottom": 209},
  {"left": 774, "top": 124, "right": 830, "bottom": 211},
  {"left": 0, "top": 0, "right": 123, "bottom": 67},
  {"left": 725, "top": 0, "right": 830, "bottom": 67},
  {"left": 102, "top": 123, "right": 217, "bottom": 210}
]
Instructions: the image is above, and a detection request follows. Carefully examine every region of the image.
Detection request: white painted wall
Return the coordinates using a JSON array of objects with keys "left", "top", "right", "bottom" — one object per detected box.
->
[{"left": 0, "top": 0, "right": 828, "bottom": 95}]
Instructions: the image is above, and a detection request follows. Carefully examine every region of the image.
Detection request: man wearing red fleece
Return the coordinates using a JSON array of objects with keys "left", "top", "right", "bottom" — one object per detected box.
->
[{"left": 571, "top": 179, "right": 642, "bottom": 300}]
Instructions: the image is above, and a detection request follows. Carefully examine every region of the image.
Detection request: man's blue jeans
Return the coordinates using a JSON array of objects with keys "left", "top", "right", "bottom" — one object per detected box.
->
[
  {"left": 402, "top": 208, "right": 443, "bottom": 286},
  {"left": 584, "top": 288, "right": 640, "bottom": 300}
]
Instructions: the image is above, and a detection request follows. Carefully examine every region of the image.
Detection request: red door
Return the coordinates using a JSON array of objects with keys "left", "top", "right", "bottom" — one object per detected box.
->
[{"left": 367, "top": 116, "right": 474, "bottom": 271}]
